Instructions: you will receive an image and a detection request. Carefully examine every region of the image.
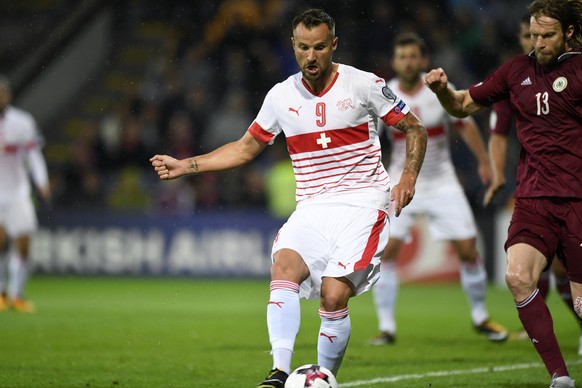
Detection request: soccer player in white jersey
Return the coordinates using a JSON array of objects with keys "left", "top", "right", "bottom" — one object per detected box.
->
[
  {"left": 151, "top": 9, "right": 428, "bottom": 388},
  {"left": 370, "top": 32, "right": 508, "bottom": 346},
  {"left": 0, "top": 76, "right": 51, "bottom": 313}
]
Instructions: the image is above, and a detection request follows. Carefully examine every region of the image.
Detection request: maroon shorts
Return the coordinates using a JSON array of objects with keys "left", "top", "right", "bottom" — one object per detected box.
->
[{"left": 505, "top": 197, "right": 582, "bottom": 283}]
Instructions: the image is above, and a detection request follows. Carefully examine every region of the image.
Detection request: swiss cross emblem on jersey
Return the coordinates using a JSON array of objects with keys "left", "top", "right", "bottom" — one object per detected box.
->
[{"left": 316, "top": 132, "right": 332, "bottom": 148}]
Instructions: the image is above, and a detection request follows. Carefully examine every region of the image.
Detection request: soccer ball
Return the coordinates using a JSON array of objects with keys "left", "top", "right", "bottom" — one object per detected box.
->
[{"left": 284, "top": 364, "right": 339, "bottom": 388}]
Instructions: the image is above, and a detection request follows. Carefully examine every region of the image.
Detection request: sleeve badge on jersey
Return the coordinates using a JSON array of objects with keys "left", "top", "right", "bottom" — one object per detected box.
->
[
  {"left": 382, "top": 86, "right": 397, "bottom": 103},
  {"left": 393, "top": 100, "right": 406, "bottom": 114}
]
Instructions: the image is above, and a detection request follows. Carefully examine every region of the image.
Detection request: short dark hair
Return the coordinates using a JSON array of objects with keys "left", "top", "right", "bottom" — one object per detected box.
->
[
  {"left": 393, "top": 32, "right": 428, "bottom": 57},
  {"left": 529, "top": 0, "right": 582, "bottom": 47},
  {"left": 292, "top": 8, "right": 335, "bottom": 36}
]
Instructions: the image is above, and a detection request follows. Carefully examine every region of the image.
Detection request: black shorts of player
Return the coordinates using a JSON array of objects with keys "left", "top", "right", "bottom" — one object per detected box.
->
[{"left": 505, "top": 197, "right": 582, "bottom": 283}]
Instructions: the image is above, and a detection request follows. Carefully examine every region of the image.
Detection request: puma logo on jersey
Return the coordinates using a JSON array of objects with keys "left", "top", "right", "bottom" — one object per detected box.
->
[
  {"left": 288, "top": 106, "right": 302, "bottom": 116},
  {"left": 268, "top": 301, "right": 284, "bottom": 308}
]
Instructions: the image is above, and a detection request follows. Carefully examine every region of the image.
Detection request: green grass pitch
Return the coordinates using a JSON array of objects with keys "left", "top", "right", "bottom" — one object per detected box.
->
[{"left": 1, "top": 277, "right": 580, "bottom": 387}]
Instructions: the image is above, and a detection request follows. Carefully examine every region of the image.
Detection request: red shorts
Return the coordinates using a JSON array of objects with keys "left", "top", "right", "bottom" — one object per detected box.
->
[{"left": 505, "top": 197, "right": 582, "bottom": 282}]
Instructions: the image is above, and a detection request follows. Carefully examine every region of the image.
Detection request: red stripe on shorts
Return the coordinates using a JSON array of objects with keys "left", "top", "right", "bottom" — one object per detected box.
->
[{"left": 354, "top": 210, "right": 386, "bottom": 270}]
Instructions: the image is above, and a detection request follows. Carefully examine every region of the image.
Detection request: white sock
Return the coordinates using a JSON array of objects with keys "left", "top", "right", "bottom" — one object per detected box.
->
[
  {"left": 267, "top": 281, "right": 300, "bottom": 374},
  {"left": 8, "top": 251, "right": 28, "bottom": 299},
  {"left": 459, "top": 258, "right": 488, "bottom": 325},
  {"left": 317, "top": 307, "right": 350, "bottom": 376},
  {"left": 372, "top": 261, "right": 398, "bottom": 333}
]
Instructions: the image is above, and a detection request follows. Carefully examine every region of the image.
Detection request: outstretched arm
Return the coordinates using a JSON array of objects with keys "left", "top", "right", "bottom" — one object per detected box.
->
[
  {"left": 424, "top": 68, "right": 484, "bottom": 118},
  {"left": 391, "top": 111, "right": 427, "bottom": 217},
  {"left": 150, "top": 131, "right": 267, "bottom": 180},
  {"left": 455, "top": 117, "right": 492, "bottom": 186}
]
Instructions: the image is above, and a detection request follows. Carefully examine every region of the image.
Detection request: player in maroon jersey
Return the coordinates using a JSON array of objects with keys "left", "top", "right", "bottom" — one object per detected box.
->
[
  {"left": 426, "top": 0, "right": 582, "bottom": 386},
  {"left": 487, "top": 14, "right": 582, "bottom": 349}
]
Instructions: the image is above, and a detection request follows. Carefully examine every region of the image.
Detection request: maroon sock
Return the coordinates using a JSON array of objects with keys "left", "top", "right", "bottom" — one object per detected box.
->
[
  {"left": 516, "top": 289, "right": 569, "bottom": 377},
  {"left": 555, "top": 277, "right": 582, "bottom": 328},
  {"left": 537, "top": 271, "right": 550, "bottom": 299}
]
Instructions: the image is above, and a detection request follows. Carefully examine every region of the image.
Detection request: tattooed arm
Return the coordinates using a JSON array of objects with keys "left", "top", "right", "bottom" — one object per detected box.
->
[
  {"left": 150, "top": 131, "right": 267, "bottom": 180},
  {"left": 391, "top": 111, "right": 427, "bottom": 217}
]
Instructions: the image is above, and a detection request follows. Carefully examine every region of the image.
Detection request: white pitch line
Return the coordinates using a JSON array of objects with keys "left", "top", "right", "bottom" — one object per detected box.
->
[{"left": 340, "top": 359, "right": 582, "bottom": 387}]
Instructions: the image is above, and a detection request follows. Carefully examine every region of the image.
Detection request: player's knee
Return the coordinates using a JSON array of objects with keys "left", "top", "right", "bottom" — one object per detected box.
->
[
  {"left": 271, "top": 260, "right": 292, "bottom": 279},
  {"left": 380, "top": 248, "right": 397, "bottom": 262},
  {"left": 0, "top": 240, "right": 8, "bottom": 254},
  {"left": 457, "top": 251, "right": 478, "bottom": 263},
  {"left": 0, "top": 231, "right": 8, "bottom": 253},
  {"left": 271, "top": 257, "right": 308, "bottom": 284},
  {"left": 15, "top": 239, "right": 30, "bottom": 259},
  {"left": 320, "top": 289, "right": 351, "bottom": 312},
  {"left": 17, "top": 245, "right": 29, "bottom": 259},
  {"left": 320, "top": 295, "right": 347, "bottom": 312},
  {"left": 574, "top": 297, "right": 582, "bottom": 320},
  {"left": 381, "top": 239, "right": 401, "bottom": 262},
  {"left": 454, "top": 244, "right": 478, "bottom": 263},
  {"left": 505, "top": 271, "right": 536, "bottom": 297}
]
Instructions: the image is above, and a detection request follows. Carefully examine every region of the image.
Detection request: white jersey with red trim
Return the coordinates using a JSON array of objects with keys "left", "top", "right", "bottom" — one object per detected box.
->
[
  {"left": 249, "top": 63, "right": 409, "bottom": 212},
  {"left": 386, "top": 76, "right": 466, "bottom": 197},
  {"left": 0, "top": 106, "right": 45, "bottom": 203}
]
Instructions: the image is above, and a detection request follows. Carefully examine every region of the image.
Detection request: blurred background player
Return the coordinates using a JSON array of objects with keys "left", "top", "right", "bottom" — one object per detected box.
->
[
  {"left": 486, "top": 14, "right": 582, "bottom": 349},
  {"left": 370, "top": 32, "right": 508, "bottom": 345},
  {"left": 0, "top": 76, "right": 51, "bottom": 313}
]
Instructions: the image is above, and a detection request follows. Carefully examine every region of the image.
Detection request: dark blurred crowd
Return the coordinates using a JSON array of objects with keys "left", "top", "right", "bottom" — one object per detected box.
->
[{"left": 44, "top": 0, "right": 528, "bottom": 216}]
